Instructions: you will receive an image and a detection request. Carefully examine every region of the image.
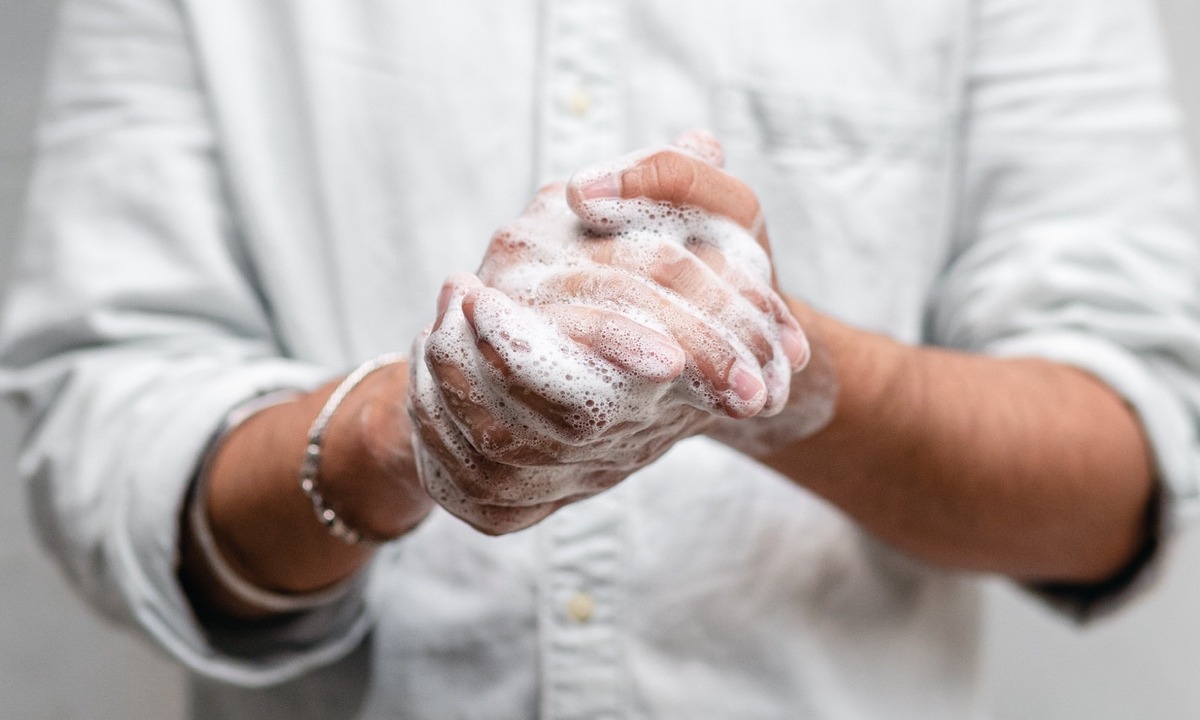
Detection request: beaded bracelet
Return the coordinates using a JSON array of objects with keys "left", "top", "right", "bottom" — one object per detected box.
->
[
  {"left": 189, "top": 390, "right": 359, "bottom": 614},
  {"left": 299, "top": 352, "right": 408, "bottom": 545}
]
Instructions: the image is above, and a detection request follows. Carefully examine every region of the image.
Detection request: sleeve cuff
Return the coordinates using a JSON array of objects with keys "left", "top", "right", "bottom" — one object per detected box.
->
[
  {"left": 1027, "top": 479, "right": 1165, "bottom": 623},
  {"left": 105, "top": 359, "right": 375, "bottom": 687},
  {"left": 985, "top": 330, "right": 1199, "bottom": 622}
]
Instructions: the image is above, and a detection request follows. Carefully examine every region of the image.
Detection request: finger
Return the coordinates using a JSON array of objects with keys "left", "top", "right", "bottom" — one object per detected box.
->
[
  {"left": 415, "top": 405, "right": 634, "bottom": 527},
  {"left": 411, "top": 356, "right": 567, "bottom": 503},
  {"left": 568, "top": 230, "right": 807, "bottom": 377},
  {"left": 670, "top": 256, "right": 807, "bottom": 411},
  {"left": 431, "top": 285, "right": 624, "bottom": 453},
  {"left": 426, "top": 309, "right": 579, "bottom": 467},
  {"left": 540, "top": 268, "right": 768, "bottom": 418},
  {"left": 484, "top": 296, "right": 688, "bottom": 383},
  {"left": 411, "top": 420, "right": 568, "bottom": 534},
  {"left": 641, "top": 241, "right": 774, "bottom": 361},
  {"left": 478, "top": 227, "right": 535, "bottom": 284},
  {"left": 566, "top": 147, "right": 763, "bottom": 235},
  {"left": 685, "top": 242, "right": 809, "bottom": 372},
  {"left": 446, "top": 491, "right": 567, "bottom": 536},
  {"left": 426, "top": 458, "right": 583, "bottom": 536},
  {"left": 460, "top": 288, "right": 680, "bottom": 442},
  {"left": 431, "top": 343, "right": 563, "bottom": 465},
  {"left": 550, "top": 305, "right": 687, "bottom": 383},
  {"left": 572, "top": 238, "right": 777, "bottom": 367},
  {"left": 413, "top": 358, "right": 621, "bottom": 511},
  {"left": 432, "top": 272, "right": 484, "bottom": 332},
  {"left": 620, "top": 242, "right": 805, "bottom": 414},
  {"left": 562, "top": 193, "right": 805, "bottom": 379},
  {"left": 426, "top": 277, "right": 578, "bottom": 465}
]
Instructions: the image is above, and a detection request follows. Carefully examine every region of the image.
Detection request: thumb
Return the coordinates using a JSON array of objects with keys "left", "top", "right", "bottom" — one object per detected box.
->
[{"left": 565, "top": 132, "right": 763, "bottom": 237}]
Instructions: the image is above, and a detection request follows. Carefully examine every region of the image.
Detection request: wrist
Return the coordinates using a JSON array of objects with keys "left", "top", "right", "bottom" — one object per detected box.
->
[
  {"left": 800, "top": 305, "right": 913, "bottom": 446},
  {"left": 199, "top": 360, "right": 431, "bottom": 601},
  {"left": 310, "top": 359, "right": 435, "bottom": 542},
  {"left": 746, "top": 298, "right": 916, "bottom": 484}
]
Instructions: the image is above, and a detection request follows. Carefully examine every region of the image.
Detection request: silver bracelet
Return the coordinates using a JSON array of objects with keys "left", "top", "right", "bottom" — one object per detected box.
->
[
  {"left": 189, "top": 390, "right": 360, "bottom": 614},
  {"left": 300, "top": 352, "right": 408, "bottom": 545}
]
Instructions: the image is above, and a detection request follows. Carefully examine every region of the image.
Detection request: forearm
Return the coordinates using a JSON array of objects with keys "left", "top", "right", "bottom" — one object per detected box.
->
[
  {"left": 760, "top": 299, "right": 1156, "bottom": 584},
  {"left": 180, "top": 363, "right": 433, "bottom": 620}
]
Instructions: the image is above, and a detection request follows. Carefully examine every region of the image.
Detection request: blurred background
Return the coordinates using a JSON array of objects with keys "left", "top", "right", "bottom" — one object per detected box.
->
[{"left": 2, "top": 1, "right": 1199, "bottom": 718}]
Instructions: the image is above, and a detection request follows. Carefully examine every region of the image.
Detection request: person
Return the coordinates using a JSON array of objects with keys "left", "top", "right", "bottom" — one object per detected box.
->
[{"left": 1, "top": 0, "right": 1198, "bottom": 717}]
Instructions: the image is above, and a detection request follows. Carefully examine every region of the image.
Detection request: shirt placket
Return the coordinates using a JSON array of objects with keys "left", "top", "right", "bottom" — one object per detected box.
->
[
  {"left": 533, "top": 0, "right": 626, "bottom": 184},
  {"left": 538, "top": 491, "right": 629, "bottom": 720},
  {"left": 533, "top": 4, "right": 629, "bottom": 716}
]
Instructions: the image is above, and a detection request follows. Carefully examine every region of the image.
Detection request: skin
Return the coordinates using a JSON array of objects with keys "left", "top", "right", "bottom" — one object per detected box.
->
[
  {"left": 181, "top": 136, "right": 1154, "bottom": 620},
  {"left": 408, "top": 165, "right": 804, "bottom": 534}
]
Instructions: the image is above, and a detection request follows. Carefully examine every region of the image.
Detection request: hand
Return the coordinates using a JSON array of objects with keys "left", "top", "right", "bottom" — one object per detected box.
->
[
  {"left": 409, "top": 132, "right": 814, "bottom": 534},
  {"left": 562, "top": 130, "right": 838, "bottom": 457},
  {"left": 409, "top": 271, "right": 701, "bottom": 534}
]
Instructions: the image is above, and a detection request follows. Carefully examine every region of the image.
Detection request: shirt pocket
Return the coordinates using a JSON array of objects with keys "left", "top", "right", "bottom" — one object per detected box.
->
[{"left": 713, "top": 82, "right": 955, "bottom": 340}]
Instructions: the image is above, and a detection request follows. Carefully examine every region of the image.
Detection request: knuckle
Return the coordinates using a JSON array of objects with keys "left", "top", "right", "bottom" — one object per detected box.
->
[
  {"left": 551, "top": 269, "right": 613, "bottom": 304},
  {"left": 551, "top": 271, "right": 587, "bottom": 298},
  {"left": 687, "top": 240, "right": 729, "bottom": 274},
  {"left": 649, "top": 243, "right": 702, "bottom": 291},
  {"left": 652, "top": 254, "right": 694, "bottom": 290},
  {"left": 644, "top": 151, "right": 698, "bottom": 205}
]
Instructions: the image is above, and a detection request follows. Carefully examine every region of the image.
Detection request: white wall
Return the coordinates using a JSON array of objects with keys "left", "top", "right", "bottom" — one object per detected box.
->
[{"left": 0, "top": 2, "right": 1197, "bottom": 718}]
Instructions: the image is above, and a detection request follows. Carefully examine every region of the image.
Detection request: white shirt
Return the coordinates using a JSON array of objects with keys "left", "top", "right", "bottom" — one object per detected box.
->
[{"left": 3, "top": 0, "right": 1200, "bottom": 718}]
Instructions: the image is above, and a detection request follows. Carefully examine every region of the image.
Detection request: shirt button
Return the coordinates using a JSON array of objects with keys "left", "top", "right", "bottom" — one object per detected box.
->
[
  {"left": 567, "top": 592, "right": 595, "bottom": 623},
  {"left": 567, "top": 88, "right": 592, "bottom": 117}
]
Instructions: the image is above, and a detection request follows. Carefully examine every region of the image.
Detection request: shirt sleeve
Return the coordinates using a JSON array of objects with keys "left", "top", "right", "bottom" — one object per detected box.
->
[
  {"left": 0, "top": 0, "right": 370, "bottom": 684},
  {"left": 928, "top": 0, "right": 1200, "bottom": 621}
]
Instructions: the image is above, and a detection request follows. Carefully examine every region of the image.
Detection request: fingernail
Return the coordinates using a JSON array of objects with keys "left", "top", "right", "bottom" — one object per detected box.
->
[
  {"left": 577, "top": 170, "right": 622, "bottom": 200},
  {"left": 730, "top": 361, "right": 765, "bottom": 402},
  {"left": 781, "top": 326, "right": 810, "bottom": 370}
]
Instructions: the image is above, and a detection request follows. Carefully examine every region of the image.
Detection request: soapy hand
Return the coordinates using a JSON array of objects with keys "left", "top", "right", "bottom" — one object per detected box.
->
[
  {"left": 565, "top": 130, "right": 838, "bottom": 458},
  {"left": 409, "top": 131, "right": 815, "bottom": 534}
]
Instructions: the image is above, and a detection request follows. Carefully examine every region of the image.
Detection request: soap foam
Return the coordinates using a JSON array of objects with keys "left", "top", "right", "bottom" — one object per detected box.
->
[
  {"left": 410, "top": 141, "right": 808, "bottom": 529},
  {"left": 416, "top": 274, "right": 697, "bottom": 510},
  {"left": 482, "top": 184, "right": 800, "bottom": 413}
]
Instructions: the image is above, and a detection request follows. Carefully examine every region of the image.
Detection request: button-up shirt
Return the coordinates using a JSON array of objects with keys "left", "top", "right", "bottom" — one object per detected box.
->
[{"left": 3, "top": 0, "right": 1200, "bottom": 718}]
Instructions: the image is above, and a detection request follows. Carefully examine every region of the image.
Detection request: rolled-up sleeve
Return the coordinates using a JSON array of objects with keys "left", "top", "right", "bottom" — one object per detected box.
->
[
  {"left": 929, "top": 0, "right": 1200, "bottom": 618},
  {"left": 0, "top": 0, "right": 369, "bottom": 684}
]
